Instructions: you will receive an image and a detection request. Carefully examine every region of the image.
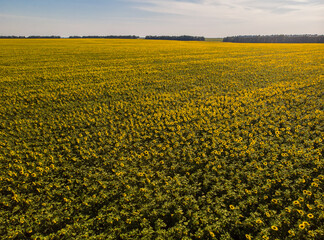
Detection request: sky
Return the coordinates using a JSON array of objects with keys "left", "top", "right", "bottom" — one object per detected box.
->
[{"left": 0, "top": 0, "right": 323, "bottom": 37}]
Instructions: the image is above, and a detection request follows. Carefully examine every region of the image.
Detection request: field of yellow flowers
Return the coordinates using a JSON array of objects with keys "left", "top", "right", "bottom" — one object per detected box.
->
[{"left": 0, "top": 39, "right": 323, "bottom": 239}]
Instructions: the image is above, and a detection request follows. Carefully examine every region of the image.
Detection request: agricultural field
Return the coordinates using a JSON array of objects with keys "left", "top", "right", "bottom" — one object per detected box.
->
[{"left": 0, "top": 39, "right": 323, "bottom": 240}]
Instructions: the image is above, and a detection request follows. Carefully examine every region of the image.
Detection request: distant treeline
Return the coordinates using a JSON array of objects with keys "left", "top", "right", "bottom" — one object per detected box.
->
[
  {"left": 0, "top": 35, "right": 138, "bottom": 39},
  {"left": 0, "top": 36, "right": 61, "bottom": 38},
  {"left": 0, "top": 36, "right": 26, "bottom": 38},
  {"left": 69, "top": 35, "right": 139, "bottom": 39},
  {"left": 223, "top": 35, "right": 324, "bottom": 43},
  {"left": 27, "top": 36, "right": 61, "bottom": 39},
  {"left": 145, "top": 35, "right": 205, "bottom": 41},
  {"left": 0, "top": 35, "right": 205, "bottom": 41}
]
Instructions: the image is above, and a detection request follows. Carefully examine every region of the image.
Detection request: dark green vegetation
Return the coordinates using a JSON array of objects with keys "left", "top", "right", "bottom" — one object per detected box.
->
[
  {"left": 69, "top": 36, "right": 140, "bottom": 39},
  {"left": 0, "top": 35, "right": 204, "bottom": 41},
  {"left": 223, "top": 35, "right": 324, "bottom": 43},
  {"left": 0, "top": 36, "right": 61, "bottom": 39}
]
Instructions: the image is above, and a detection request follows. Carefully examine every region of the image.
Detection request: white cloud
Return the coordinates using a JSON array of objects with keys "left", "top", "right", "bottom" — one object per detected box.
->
[
  {"left": 132, "top": 0, "right": 323, "bottom": 18},
  {"left": 129, "top": 0, "right": 324, "bottom": 36}
]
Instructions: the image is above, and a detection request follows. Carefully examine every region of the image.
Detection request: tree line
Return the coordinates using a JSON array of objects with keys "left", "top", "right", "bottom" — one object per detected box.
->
[
  {"left": 0, "top": 36, "right": 61, "bottom": 39},
  {"left": 0, "top": 35, "right": 205, "bottom": 41},
  {"left": 0, "top": 36, "right": 61, "bottom": 38},
  {"left": 223, "top": 35, "right": 324, "bottom": 43},
  {"left": 0, "top": 35, "right": 137, "bottom": 39},
  {"left": 0, "top": 36, "right": 26, "bottom": 38},
  {"left": 69, "top": 35, "right": 139, "bottom": 39},
  {"left": 145, "top": 35, "right": 205, "bottom": 41}
]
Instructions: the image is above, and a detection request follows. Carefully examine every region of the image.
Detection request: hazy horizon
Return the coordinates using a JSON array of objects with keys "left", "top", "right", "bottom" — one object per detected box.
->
[{"left": 1, "top": 0, "right": 323, "bottom": 38}]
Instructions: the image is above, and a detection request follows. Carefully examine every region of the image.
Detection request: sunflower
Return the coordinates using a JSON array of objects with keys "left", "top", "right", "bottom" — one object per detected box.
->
[
  {"left": 271, "top": 226, "right": 278, "bottom": 231},
  {"left": 299, "top": 223, "right": 305, "bottom": 230}
]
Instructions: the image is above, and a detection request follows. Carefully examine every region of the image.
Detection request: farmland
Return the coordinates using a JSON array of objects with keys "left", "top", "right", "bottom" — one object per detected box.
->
[{"left": 0, "top": 39, "right": 323, "bottom": 239}]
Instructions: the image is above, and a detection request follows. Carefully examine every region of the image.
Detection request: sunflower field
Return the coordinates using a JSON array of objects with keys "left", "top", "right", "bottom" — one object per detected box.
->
[{"left": 0, "top": 39, "right": 323, "bottom": 240}]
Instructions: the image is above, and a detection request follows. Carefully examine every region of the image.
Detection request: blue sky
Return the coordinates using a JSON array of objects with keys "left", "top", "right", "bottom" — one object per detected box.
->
[{"left": 0, "top": 0, "right": 323, "bottom": 37}]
